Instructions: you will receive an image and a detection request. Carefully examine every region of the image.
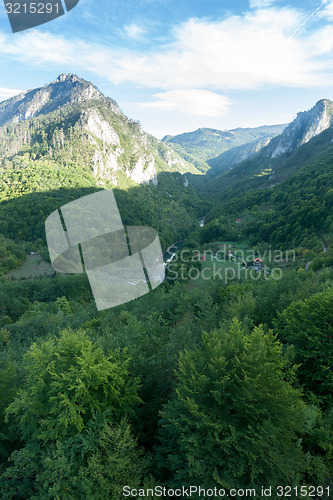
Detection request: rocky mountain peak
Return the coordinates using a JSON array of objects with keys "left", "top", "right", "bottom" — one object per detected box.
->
[
  {"left": 0, "top": 73, "right": 111, "bottom": 127},
  {"left": 56, "top": 73, "right": 79, "bottom": 83},
  {"left": 267, "top": 98, "right": 333, "bottom": 158},
  {"left": 0, "top": 74, "right": 198, "bottom": 187}
]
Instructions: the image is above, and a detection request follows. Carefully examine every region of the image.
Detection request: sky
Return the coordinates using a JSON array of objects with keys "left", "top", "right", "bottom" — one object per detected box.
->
[{"left": 1, "top": 0, "right": 333, "bottom": 138}]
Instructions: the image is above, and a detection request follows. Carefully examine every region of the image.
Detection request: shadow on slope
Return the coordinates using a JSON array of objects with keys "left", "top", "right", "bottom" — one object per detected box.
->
[{"left": 0, "top": 171, "right": 209, "bottom": 253}]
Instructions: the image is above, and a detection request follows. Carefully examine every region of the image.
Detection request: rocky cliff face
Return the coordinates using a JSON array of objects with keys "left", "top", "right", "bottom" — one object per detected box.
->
[
  {"left": 267, "top": 99, "right": 333, "bottom": 158},
  {"left": 0, "top": 74, "right": 199, "bottom": 186},
  {"left": 79, "top": 106, "right": 191, "bottom": 186},
  {"left": 0, "top": 74, "right": 117, "bottom": 127}
]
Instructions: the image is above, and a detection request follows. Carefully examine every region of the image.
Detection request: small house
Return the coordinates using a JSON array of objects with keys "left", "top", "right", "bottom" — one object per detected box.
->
[
  {"left": 200, "top": 255, "right": 206, "bottom": 262},
  {"left": 235, "top": 218, "right": 242, "bottom": 224}
]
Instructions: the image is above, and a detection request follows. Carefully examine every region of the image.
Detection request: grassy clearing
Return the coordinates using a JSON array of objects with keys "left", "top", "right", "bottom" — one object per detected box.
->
[
  {"left": 8, "top": 254, "right": 54, "bottom": 279},
  {"left": 202, "top": 240, "right": 254, "bottom": 262},
  {"left": 185, "top": 240, "right": 263, "bottom": 290},
  {"left": 189, "top": 254, "right": 247, "bottom": 288}
]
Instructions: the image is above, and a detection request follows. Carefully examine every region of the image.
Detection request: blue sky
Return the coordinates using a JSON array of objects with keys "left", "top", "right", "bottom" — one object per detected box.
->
[{"left": 1, "top": 0, "right": 333, "bottom": 137}]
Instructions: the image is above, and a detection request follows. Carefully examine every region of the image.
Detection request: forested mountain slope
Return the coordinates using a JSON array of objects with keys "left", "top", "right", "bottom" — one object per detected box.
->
[
  {"left": 203, "top": 99, "right": 333, "bottom": 199},
  {"left": 0, "top": 74, "right": 206, "bottom": 251},
  {"left": 0, "top": 73, "right": 201, "bottom": 186},
  {"left": 206, "top": 134, "right": 277, "bottom": 178},
  {"left": 205, "top": 126, "right": 333, "bottom": 254},
  {"left": 162, "top": 124, "right": 286, "bottom": 173},
  {"left": 0, "top": 80, "right": 333, "bottom": 497}
]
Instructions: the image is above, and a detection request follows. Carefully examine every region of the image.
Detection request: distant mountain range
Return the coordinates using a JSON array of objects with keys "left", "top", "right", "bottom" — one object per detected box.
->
[
  {"left": 204, "top": 98, "right": 333, "bottom": 252},
  {"left": 202, "top": 98, "right": 333, "bottom": 199},
  {"left": 162, "top": 124, "right": 286, "bottom": 173},
  {"left": 206, "top": 135, "right": 278, "bottom": 179}
]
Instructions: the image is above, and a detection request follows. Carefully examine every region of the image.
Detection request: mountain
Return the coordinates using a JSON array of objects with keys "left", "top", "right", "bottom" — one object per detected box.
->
[
  {"left": 0, "top": 73, "right": 201, "bottom": 187},
  {"left": 206, "top": 125, "right": 333, "bottom": 252},
  {"left": 203, "top": 99, "right": 333, "bottom": 199},
  {"left": 206, "top": 135, "right": 276, "bottom": 178},
  {"left": 162, "top": 124, "right": 286, "bottom": 172},
  {"left": 204, "top": 99, "right": 333, "bottom": 253},
  {"left": 0, "top": 73, "right": 106, "bottom": 126},
  {"left": 0, "top": 74, "right": 205, "bottom": 249},
  {"left": 266, "top": 99, "right": 333, "bottom": 158}
]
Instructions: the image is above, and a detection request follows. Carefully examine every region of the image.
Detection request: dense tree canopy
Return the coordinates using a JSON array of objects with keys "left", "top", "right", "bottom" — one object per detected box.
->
[
  {"left": 0, "top": 91, "right": 333, "bottom": 496},
  {"left": 158, "top": 321, "right": 308, "bottom": 491},
  {"left": 1, "top": 329, "right": 145, "bottom": 498},
  {"left": 275, "top": 288, "right": 333, "bottom": 406}
]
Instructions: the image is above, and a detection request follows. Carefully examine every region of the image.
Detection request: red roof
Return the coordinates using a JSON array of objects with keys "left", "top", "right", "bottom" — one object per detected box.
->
[{"left": 254, "top": 258, "right": 262, "bottom": 262}]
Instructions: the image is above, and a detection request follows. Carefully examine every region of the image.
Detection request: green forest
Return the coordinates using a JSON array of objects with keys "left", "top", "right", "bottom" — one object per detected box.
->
[
  {"left": 0, "top": 79, "right": 333, "bottom": 499},
  {"left": 1, "top": 242, "right": 333, "bottom": 498},
  {"left": 1, "top": 178, "right": 333, "bottom": 498}
]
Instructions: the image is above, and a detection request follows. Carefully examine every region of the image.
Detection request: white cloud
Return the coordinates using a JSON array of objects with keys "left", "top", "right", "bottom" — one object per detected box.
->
[
  {"left": 250, "top": 0, "right": 274, "bottom": 8},
  {"left": 140, "top": 89, "right": 232, "bottom": 117},
  {"left": 306, "top": 25, "right": 333, "bottom": 55},
  {"left": 0, "top": 31, "right": 75, "bottom": 65},
  {"left": 319, "top": 0, "right": 333, "bottom": 20},
  {"left": 0, "top": 4, "right": 333, "bottom": 104},
  {"left": 0, "top": 87, "right": 22, "bottom": 101},
  {"left": 124, "top": 24, "right": 146, "bottom": 40},
  {"left": 105, "top": 10, "right": 333, "bottom": 90}
]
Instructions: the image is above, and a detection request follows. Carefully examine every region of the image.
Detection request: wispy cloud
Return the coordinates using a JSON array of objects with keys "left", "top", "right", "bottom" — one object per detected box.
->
[
  {"left": 140, "top": 89, "right": 232, "bottom": 118},
  {"left": 0, "top": 87, "right": 22, "bottom": 101},
  {"left": 124, "top": 23, "right": 146, "bottom": 40},
  {"left": 103, "top": 9, "right": 333, "bottom": 90},
  {"left": 290, "top": 0, "right": 328, "bottom": 38},
  {"left": 0, "top": 4, "right": 333, "bottom": 106},
  {"left": 250, "top": 0, "right": 274, "bottom": 8}
]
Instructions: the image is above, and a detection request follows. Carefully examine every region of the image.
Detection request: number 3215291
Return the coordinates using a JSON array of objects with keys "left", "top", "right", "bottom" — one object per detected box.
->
[
  {"left": 276, "top": 486, "right": 330, "bottom": 497},
  {"left": 5, "top": 2, "right": 60, "bottom": 14}
]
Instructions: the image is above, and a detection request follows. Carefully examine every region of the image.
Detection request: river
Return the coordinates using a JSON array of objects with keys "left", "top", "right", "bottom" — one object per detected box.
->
[{"left": 163, "top": 217, "right": 205, "bottom": 265}]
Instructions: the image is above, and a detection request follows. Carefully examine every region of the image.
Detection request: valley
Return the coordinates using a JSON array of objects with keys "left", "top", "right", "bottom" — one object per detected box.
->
[{"left": 0, "top": 75, "right": 332, "bottom": 498}]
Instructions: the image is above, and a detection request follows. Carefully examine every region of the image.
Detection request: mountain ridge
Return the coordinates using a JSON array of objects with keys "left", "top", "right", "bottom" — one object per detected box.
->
[
  {"left": 202, "top": 98, "right": 333, "bottom": 199},
  {"left": 0, "top": 74, "right": 201, "bottom": 187},
  {"left": 162, "top": 124, "right": 286, "bottom": 170},
  {"left": 0, "top": 73, "right": 119, "bottom": 127},
  {"left": 266, "top": 98, "right": 333, "bottom": 158}
]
